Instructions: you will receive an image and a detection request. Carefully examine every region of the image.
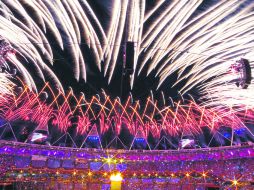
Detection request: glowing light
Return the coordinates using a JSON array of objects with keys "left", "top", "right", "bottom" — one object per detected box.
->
[
  {"left": 233, "top": 179, "right": 238, "bottom": 186},
  {"left": 110, "top": 173, "right": 123, "bottom": 190},
  {"left": 88, "top": 172, "right": 92, "bottom": 176},
  {"left": 106, "top": 158, "right": 112, "bottom": 164},
  {"left": 110, "top": 173, "right": 123, "bottom": 182}
]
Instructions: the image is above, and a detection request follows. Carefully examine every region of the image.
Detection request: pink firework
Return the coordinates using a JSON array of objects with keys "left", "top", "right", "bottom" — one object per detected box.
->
[{"left": 0, "top": 82, "right": 253, "bottom": 139}]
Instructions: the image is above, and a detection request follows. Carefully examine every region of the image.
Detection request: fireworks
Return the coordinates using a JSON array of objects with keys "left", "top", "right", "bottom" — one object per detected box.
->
[
  {"left": 0, "top": 83, "right": 253, "bottom": 140},
  {"left": 0, "top": 1, "right": 253, "bottom": 146},
  {"left": 0, "top": 72, "right": 14, "bottom": 100},
  {"left": 0, "top": 3, "right": 254, "bottom": 190},
  {"left": 0, "top": 1, "right": 253, "bottom": 104},
  {"left": 0, "top": 39, "right": 15, "bottom": 101}
]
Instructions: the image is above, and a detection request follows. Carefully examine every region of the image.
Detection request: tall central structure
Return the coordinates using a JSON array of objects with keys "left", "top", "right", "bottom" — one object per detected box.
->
[{"left": 121, "top": 41, "right": 135, "bottom": 101}]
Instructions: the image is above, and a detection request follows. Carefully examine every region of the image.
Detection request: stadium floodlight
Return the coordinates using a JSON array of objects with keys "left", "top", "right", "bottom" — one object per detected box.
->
[{"left": 230, "top": 58, "right": 252, "bottom": 89}]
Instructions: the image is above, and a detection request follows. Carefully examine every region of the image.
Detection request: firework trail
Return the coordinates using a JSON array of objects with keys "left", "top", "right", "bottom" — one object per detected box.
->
[
  {"left": 0, "top": 0, "right": 252, "bottom": 106},
  {"left": 0, "top": 72, "right": 14, "bottom": 100},
  {"left": 0, "top": 39, "right": 15, "bottom": 101},
  {"left": 0, "top": 83, "right": 252, "bottom": 140}
]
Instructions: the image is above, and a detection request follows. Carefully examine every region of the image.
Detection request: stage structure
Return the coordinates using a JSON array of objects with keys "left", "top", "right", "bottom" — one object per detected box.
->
[{"left": 0, "top": 140, "right": 254, "bottom": 189}]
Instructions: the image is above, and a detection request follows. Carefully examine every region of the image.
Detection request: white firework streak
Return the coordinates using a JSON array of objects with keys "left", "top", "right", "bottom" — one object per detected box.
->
[
  {"left": 199, "top": 57, "right": 254, "bottom": 108},
  {"left": 0, "top": 72, "right": 14, "bottom": 100},
  {"left": 0, "top": 0, "right": 253, "bottom": 108}
]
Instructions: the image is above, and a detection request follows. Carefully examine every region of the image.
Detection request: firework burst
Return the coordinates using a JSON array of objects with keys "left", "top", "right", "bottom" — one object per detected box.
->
[
  {"left": 0, "top": 83, "right": 252, "bottom": 141},
  {"left": 0, "top": 0, "right": 253, "bottom": 107}
]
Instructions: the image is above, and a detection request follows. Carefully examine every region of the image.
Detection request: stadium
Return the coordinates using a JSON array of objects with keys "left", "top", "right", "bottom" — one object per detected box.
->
[{"left": 0, "top": 0, "right": 253, "bottom": 189}]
